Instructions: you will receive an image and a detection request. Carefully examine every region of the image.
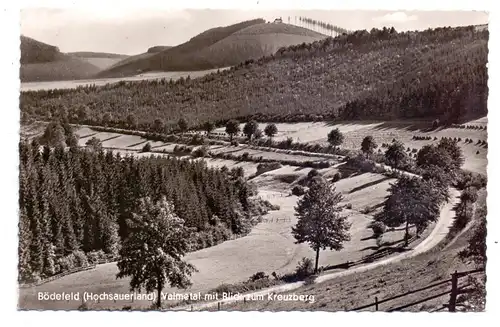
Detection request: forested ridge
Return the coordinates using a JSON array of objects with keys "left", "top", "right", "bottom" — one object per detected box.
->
[
  {"left": 18, "top": 140, "right": 258, "bottom": 282},
  {"left": 21, "top": 25, "right": 488, "bottom": 134}
]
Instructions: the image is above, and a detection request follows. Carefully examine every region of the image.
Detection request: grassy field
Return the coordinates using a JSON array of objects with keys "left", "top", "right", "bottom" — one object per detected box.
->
[{"left": 214, "top": 119, "right": 487, "bottom": 174}]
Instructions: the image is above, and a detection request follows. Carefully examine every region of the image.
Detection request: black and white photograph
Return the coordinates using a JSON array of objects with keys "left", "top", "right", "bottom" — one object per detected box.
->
[{"left": 12, "top": 2, "right": 493, "bottom": 315}]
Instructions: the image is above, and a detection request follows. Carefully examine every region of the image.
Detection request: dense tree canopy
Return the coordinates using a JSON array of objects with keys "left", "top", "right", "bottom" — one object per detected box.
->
[{"left": 18, "top": 141, "right": 253, "bottom": 282}]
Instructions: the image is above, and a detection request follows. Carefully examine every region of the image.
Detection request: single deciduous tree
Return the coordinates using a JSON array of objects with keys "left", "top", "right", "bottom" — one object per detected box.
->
[
  {"left": 178, "top": 118, "right": 188, "bottom": 133},
  {"left": 380, "top": 176, "right": 440, "bottom": 246},
  {"left": 85, "top": 137, "right": 102, "bottom": 151},
  {"left": 243, "top": 120, "right": 259, "bottom": 140},
  {"left": 203, "top": 121, "right": 214, "bottom": 135},
  {"left": 385, "top": 140, "right": 407, "bottom": 170},
  {"left": 327, "top": 128, "right": 344, "bottom": 150},
  {"left": 126, "top": 114, "right": 138, "bottom": 129},
  {"left": 153, "top": 119, "right": 165, "bottom": 133},
  {"left": 40, "top": 122, "right": 66, "bottom": 147},
  {"left": 416, "top": 144, "right": 454, "bottom": 172},
  {"left": 225, "top": 120, "right": 240, "bottom": 142},
  {"left": 264, "top": 123, "right": 278, "bottom": 139},
  {"left": 361, "top": 135, "right": 377, "bottom": 157},
  {"left": 437, "top": 138, "right": 464, "bottom": 170},
  {"left": 116, "top": 197, "right": 197, "bottom": 308},
  {"left": 292, "top": 178, "right": 351, "bottom": 273}
]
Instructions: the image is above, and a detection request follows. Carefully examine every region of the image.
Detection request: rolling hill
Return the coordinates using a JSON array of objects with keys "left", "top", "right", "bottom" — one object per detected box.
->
[
  {"left": 68, "top": 51, "right": 130, "bottom": 70},
  {"left": 98, "top": 19, "right": 327, "bottom": 77},
  {"left": 20, "top": 36, "right": 102, "bottom": 82}
]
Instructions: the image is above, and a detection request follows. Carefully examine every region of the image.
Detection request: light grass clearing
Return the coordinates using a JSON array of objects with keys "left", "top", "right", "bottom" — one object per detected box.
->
[
  {"left": 209, "top": 144, "right": 331, "bottom": 162},
  {"left": 222, "top": 120, "right": 487, "bottom": 174}
]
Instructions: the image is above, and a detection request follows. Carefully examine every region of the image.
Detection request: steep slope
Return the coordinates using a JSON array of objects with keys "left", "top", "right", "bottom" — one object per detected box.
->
[
  {"left": 20, "top": 36, "right": 101, "bottom": 82},
  {"left": 186, "top": 23, "right": 327, "bottom": 70},
  {"left": 98, "top": 18, "right": 295, "bottom": 77},
  {"left": 20, "top": 26, "right": 488, "bottom": 129}
]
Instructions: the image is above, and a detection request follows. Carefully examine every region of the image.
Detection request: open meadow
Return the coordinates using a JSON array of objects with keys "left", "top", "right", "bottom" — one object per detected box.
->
[{"left": 215, "top": 119, "right": 487, "bottom": 174}]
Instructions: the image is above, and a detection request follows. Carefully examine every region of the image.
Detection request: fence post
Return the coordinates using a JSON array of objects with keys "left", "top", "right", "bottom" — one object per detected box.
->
[
  {"left": 375, "top": 297, "right": 379, "bottom": 311},
  {"left": 218, "top": 302, "right": 220, "bottom": 311},
  {"left": 449, "top": 270, "right": 458, "bottom": 312}
]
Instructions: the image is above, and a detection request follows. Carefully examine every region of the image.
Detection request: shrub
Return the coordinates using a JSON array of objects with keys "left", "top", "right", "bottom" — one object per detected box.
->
[
  {"left": 192, "top": 146, "right": 209, "bottom": 158},
  {"left": 346, "top": 154, "right": 376, "bottom": 173},
  {"left": 476, "top": 150, "right": 480, "bottom": 155},
  {"left": 307, "top": 169, "right": 320, "bottom": 179},
  {"left": 295, "top": 257, "right": 314, "bottom": 279},
  {"left": 332, "top": 172, "right": 342, "bottom": 182},
  {"left": 371, "top": 221, "right": 387, "bottom": 236},
  {"left": 87, "top": 250, "right": 107, "bottom": 264},
  {"left": 362, "top": 206, "right": 372, "bottom": 214},
  {"left": 248, "top": 272, "right": 269, "bottom": 282},
  {"left": 188, "top": 133, "right": 204, "bottom": 145},
  {"left": 141, "top": 142, "right": 152, "bottom": 152},
  {"left": 73, "top": 250, "right": 89, "bottom": 268},
  {"left": 346, "top": 203, "right": 353, "bottom": 209},
  {"left": 292, "top": 185, "right": 307, "bottom": 196}
]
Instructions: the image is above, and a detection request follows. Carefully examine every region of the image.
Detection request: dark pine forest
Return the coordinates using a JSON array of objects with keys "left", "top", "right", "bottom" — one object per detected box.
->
[{"left": 18, "top": 141, "right": 259, "bottom": 282}]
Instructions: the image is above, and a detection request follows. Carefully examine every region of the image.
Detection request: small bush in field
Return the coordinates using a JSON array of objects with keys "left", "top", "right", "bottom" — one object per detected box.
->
[
  {"left": 292, "top": 185, "right": 307, "bottom": 196},
  {"left": 192, "top": 146, "right": 209, "bottom": 158},
  {"left": 231, "top": 140, "right": 239, "bottom": 146},
  {"left": 346, "top": 203, "right": 353, "bottom": 209},
  {"left": 362, "top": 206, "right": 372, "bottom": 214},
  {"left": 248, "top": 272, "right": 269, "bottom": 282},
  {"left": 371, "top": 221, "right": 387, "bottom": 237},
  {"left": 241, "top": 152, "right": 250, "bottom": 160},
  {"left": 141, "top": 142, "right": 152, "bottom": 152},
  {"left": 295, "top": 257, "right": 314, "bottom": 279},
  {"left": 307, "top": 169, "right": 320, "bottom": 179},
  {"left": 332, "top": 172, "right": 342, "bottom": 182}
]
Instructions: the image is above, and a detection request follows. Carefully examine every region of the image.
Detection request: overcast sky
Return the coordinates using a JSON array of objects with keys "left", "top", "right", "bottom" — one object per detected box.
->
[{"left": 20, "top": 9, "right": 488, "bottom": 55}]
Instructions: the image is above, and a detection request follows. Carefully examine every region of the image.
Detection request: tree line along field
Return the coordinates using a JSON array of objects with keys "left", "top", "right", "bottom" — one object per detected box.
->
[
  {"left": 20, "top": 26, "right": 488, "bottom": 136},
  {"left": 213, "top": 120, "right": 487, "bottom": 174}
]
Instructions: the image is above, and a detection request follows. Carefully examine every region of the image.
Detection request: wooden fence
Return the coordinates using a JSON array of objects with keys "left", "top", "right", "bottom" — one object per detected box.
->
[{"left": 349, "top": 268, "right": 484, "bottom": 312}]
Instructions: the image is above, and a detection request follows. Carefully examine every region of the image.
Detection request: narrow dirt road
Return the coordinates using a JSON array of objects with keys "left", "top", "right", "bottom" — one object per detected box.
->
[{"left": 174, "top": 188, "right": 460, "bottom": 311}]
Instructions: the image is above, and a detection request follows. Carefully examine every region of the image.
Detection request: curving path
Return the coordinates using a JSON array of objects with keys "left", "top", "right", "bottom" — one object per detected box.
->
[{"left": 174, "top": 187, "right": 460, "bottom": 311}]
